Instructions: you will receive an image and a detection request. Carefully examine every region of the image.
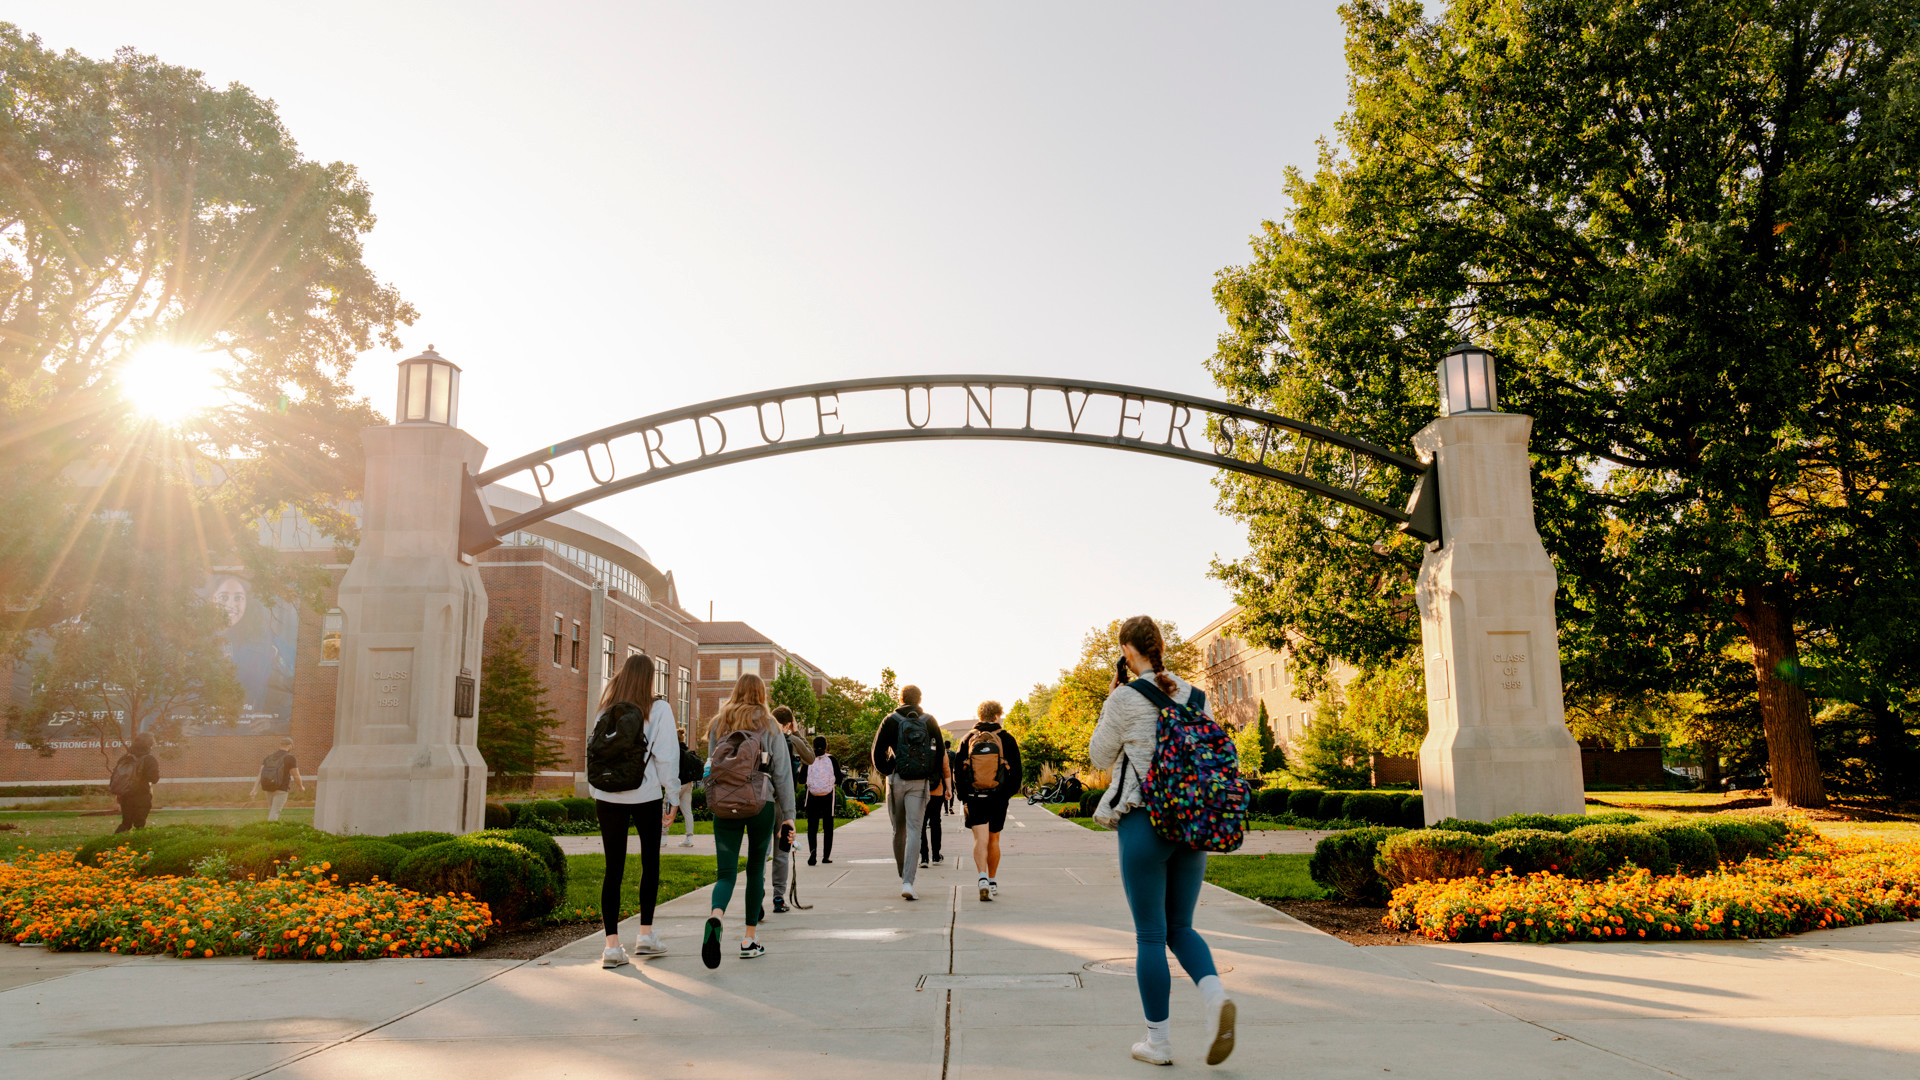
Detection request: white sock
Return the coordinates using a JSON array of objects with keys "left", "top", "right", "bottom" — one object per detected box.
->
[
  {"left": 1145, "top": 1018, "right": 1171, "bottom": 1044},
  {"left": 988, "top": 878, "right": 997, "bottom": 885},
  {"left": 978, "top": 872, "right": 989, "bottom": 880},
  {"left": 1197, "top": 974, "right": 1228, "bottom": 1008}
]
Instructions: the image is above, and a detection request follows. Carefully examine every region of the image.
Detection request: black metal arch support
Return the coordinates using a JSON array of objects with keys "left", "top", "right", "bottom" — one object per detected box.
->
[{"left": 466, "top": 375, "right": 1434, "bottom": 551}]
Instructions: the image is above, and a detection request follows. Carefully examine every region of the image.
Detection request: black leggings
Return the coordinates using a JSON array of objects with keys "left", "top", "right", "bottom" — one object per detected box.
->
[
  {"left": 805, "top": 792, "right": 835, "bottom": 858},
  {"left": 595, "top": 799, "right": 662, "bottom": 937},
  {"left": 920, "top": 795, "right": 943, "bottom": 860}
]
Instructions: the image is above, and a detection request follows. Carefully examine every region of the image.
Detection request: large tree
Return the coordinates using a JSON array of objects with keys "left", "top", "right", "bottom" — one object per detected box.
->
[
  {"left": 1020, "top": 619, "right": 1200, "bottom": 771},
  {"left": 769, "top": 660, "right": 820, "bottom": 727},
  {"left": 1, "top": 24, "right": 414, "bottom": 645},
  {"left": 1208, "top": 0, "right": 1920, "bottom": 807},
  {"left": 475, "top": 621, "right": 563, "bottom": 785}
]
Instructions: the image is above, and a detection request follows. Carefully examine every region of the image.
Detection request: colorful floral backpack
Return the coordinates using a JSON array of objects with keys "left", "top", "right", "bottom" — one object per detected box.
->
[{"left": 1115, "top": 678, "right": 1248, "bottom": 853}]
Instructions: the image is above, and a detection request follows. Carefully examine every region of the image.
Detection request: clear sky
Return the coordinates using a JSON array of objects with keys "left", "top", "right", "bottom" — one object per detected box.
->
[{"left": 14, "top": 2, "right": 1352, "bottom": 719}]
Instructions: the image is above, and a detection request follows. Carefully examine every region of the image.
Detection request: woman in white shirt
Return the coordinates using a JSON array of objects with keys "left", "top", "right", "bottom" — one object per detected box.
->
[{"left": 589, "top": 654, "right": 681, "bottom": 969}]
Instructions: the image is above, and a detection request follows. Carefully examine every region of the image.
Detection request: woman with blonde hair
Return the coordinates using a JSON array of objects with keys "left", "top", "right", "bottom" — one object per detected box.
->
[
  {"left": 586, "top": 654, "right": 681, "bottom": 969},
  {"left": 700, "top": 671, "right": 795, "bottom": 967}
]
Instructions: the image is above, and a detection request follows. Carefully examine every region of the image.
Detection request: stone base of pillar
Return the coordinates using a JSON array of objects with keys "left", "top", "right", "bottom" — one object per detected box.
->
[{"left": 314, "top": 743, "right": 489, "bottom": 836}]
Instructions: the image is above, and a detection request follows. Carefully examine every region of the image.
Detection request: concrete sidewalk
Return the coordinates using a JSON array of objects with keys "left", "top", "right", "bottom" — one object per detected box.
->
[{"left": 4, "top": 800, "right": 1919, "bottom": 1079}]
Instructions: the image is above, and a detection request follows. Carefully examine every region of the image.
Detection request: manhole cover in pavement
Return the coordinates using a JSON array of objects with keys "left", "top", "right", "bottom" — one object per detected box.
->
[
  {"left": 1083, "top": 958, "right": 1235, "bottom": 977},
  {"left": 917, "top": 973, "right": 1083, "bottom": 990}
]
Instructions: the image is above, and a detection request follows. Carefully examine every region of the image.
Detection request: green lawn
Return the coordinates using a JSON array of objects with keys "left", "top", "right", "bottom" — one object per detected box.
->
[
  {"left": 554, "top": 853, "right": 719, "bottom": 923},
  {"left": 1204, "top": 853, "right": 1324, "bottom": 901},
  {"left": 0, "top": 807, "right": 318, "bottom": 858}
]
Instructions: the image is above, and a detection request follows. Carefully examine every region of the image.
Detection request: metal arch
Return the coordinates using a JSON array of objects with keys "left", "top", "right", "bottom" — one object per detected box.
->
[{"left": 465, "top": 375, "right": 1433, "bottom": 551}]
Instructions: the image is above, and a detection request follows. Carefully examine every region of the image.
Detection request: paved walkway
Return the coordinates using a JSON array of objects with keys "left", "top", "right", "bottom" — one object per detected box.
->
[{"left": 5, "top": 801, "right": 1919, "bottom": 1078}]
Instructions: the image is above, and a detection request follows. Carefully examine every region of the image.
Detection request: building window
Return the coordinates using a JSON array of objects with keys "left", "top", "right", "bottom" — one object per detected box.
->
[
  {"left": 719, "top": 658, "right": 738, "bottom": 681},
  {"left": 570, "top": 621, "right": 582, "bottom": 670},
  {"left": 654, "top": 656, "right": 671, "bottom": 699},
  {"left": 603, "top": 635, "right": 616, "bottom": 680},
  {"left": 552, "top": 616, "right": 564, "bottom": 665},
  {"left": 740, "top": 658, "right": 760, "bottom": 678},
  {"left": 320, "top": 609, "right": 343, "bottom": 665},
  {"left": 678, "top": 666, "right": 692, "bottom": 725}
]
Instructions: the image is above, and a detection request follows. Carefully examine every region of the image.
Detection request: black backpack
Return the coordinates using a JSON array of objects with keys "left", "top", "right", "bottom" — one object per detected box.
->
[
  {"left": 678, "top": 741, "right": 702, "bottom": 786},
  {"left": 893, "top": 712, "right": 941, "bottom": 781},
  {"left": 108, "top": 754, "right": 142, "bottom": 797},
  {"left": 587, "top": 702, "right": 650, "bottom": 792},
  {"left": 259, "top": 750, "right": 291, "bottom": 792}
]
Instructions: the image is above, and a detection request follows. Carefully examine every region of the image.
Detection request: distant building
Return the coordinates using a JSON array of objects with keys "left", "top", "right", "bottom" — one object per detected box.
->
[
  {"left": 1191, "top": 606, "right": 1353, "bottom": 748},
  {"left": 688, "top": 621, "right": 829, "bottom": 749}
]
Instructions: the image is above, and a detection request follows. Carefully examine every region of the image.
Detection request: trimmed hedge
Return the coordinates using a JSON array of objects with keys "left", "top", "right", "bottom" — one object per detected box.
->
[
  {"left": 394, "top": 837, "right": 557, "bottom": 927},
  {"left": 1699, "top": 820, "right": 1773, "bottom": 864},
  {"left": 476, "top": 828, "right": 568, "bottom": 892},
  {"left": 381, "top": 831, "right": 459, "bottom": 851},
  {"left": 1375, "top": 829, "right": 1495, "bottom": 888},
  {"left": 1569, "top": 824, "right": 1673, "bottom": 875},
  {"left": 531, "top": 799, "right": 568, "bottom": 823},
  {"left": 558, "top": 797, "right": 596, "bottom": 823},
  {"left": 1256, "top": 788, "right": 1292, "bottom": 817},
  {"left": 1431, "top": 817, "right": 1497, "bottom": 836},
  {"left": 1489, "top": 812, "right": 1569, "bottom": 834},
  {"left": 1318, "top": 792, "right": 1351, "bottom": 821},
  {"left": 1343, "top": 792, "right": 1401, "bottom": 826},
  {"left": 315, "top": 838, "right": 409, "bottom": 885},
  {"left": 1638, "top": 822, "right": 1719, "bottom": 874},
  {"left": 1079, "top": 787, "right": 1108, "bottom": 818},
  {"left": 1580, "top": 811, "right": 1646, "bottom": 827},
  {"left": 1308, "top": 826, "right": 1406, "bottom": 904},
  {"left": 1287, "top": 790, "right": 1324, "bottom": 820},
  {"left": 232, "top": 839, "right": 307, "bottom": 879},
  {"left": 483, "top": 802, "right": 512, "bottom": 829},
  {"left": 1487, "top": 828, "right": 1605, "bottom": 878},
  {"left": 232, "top": 821, "right": 326, "bottom": 844},
  {"left": 1399, "top": 793, "right": 1425, "bottom": 828}
]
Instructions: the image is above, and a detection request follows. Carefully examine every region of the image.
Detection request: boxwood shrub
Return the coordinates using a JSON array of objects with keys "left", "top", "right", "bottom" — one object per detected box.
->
[
  {"left": 1308, "top": 826, "right": 1406, "bottom": 904},
  {"left": 232, "top": 821, "right": 327, "bottom": 844},
  {"left": 1343, "top": 792, "right": 1401, "bottom": 826},
  {"left": 1375, "top": 829, "right": 1495, "bottom": 888},
  {"left": 1489, "top": 812, "right": 1570, "bottom": 834},
  {"left": 483, "top": 802, "right": 512, "bottom": 829},
  {"left": 531, "top": 799, "right": 568, "bottom": 822},
  {"left": 1637, "top": 822, "right": 1719, "bottom": 874},
  {"left": 1317, "top": 792, "right": 1351, "bottom": 821},
  {"left": 394, "top": 837, "right": 557, "bottom": 927},
  {"left": 1399, "top": 793, "right": 1424, "bottom": 828},
  {"left": 381, "top": 830, "right": 459, "bottom": 851},
  {"left": 558, "top": 797, "right": 596, "bottom": 823},
  {"left": 1698, "top": 820, "right": 1773, "bottom": 864},
  {"left": 1430, "top": 817, "right": 1497, "bottom": 836},
  {"left": 1569, "top": 823, "right": 1673, "bottom": 875},
  {"left": 1487, "top": 828, "right": 1605, "bottom": 878},
  {"left": 315, "top": 838, "right": 411, "bottom": 885},
  {"left": 1579, "top": 811, "right": 1646, "bottom": 827},
  {"left": 1256, "top": 788, "right": 1292, "bottom": 817},
  {"left": 1287, "top": 789, "right": 1324, "bottom": 820},
  {"left": 232, "top": 839, "right": 307, "bottom": 879},
  {"left": 476, "top": 828, "right": 568, "bottom": 892}
]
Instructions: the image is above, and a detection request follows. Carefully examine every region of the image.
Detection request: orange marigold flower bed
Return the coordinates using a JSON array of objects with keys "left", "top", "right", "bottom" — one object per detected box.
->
[
  {"left": 1, "top": 850, "right": 492, "bottom": 960},
  {"left": 1385, "top": 837, "right": 1920, "bottom": 944}
]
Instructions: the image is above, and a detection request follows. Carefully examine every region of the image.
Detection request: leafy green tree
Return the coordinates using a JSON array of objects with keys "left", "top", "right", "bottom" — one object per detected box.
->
[
  {"left": 1232, "top": 716, "right": 1265, "bottom": 779},
  {"left": 1025, "top": 620, "right": 1200, "bottom": 769},
  {"left": 1294, "top": 697, "right": 1372, "bottom": 790},
  {"left": 1255, "top": 701, "right": 1286, "bottom": 773},
  {"left": 7, "top": 527, "right": 242, "bottom": 774},
  {"left": 476, "top": 622, "right": 563, "bottom": 785},
  {"left": 1207, "top": 0, "right": 1920, "bottom": 806},
  {"left": 769, "top": 660, "right": 819, "bottom": 727},
  {"left": 1340, "top": 662, "right": 1428, "bottom": 759}
]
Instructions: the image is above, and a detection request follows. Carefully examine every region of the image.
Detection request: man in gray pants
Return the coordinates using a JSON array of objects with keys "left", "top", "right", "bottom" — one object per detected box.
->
[
  {"left": 872, "top": 685, "right": 938, "bottom": 901},
  {"left": 767, "top": 706, "right": 816, "bottom": 913}
]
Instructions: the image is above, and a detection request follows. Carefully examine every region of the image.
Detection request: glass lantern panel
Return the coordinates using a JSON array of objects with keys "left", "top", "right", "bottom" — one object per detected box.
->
[
  {"left": 405, "top": 362, "right": 429, "bottom": 421},
  {"left": 1444, "top": 358, "right": 1468, "bottom": 416},
  {"left": 428, "top": 362, "right": 450, "bottom": 424},
  {"left": 1465, "top": 352, "right": 1491, "bottom": 410}
]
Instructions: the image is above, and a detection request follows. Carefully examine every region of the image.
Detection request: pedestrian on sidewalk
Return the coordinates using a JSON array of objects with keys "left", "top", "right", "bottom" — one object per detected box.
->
[
  {"left": 1089, "top": 616, "right": 1236, "bottom": 1067},
  {"left": 804, "top": 735, "right": 844, "bottom": 864},
  {"left": 871, "top": 684, "right": 942, "bottom": 900},
  {"left": 956, "top": 701, "right": 1020, "bottom": 901},
  {"left": 249, "top": 738, "right": 305, "bottom": 821},
  {"left": 663, "top": 727, "right": 700, "bottom": 848},
  {"left": 701, "top": 672, "right": 795, "bottom": 967},
  {"left": 767, "top": 706, "right": 815, "bottom": 913},
  {"left": 109, "top": 732, "right": 160, "bottom": 833},
  {"left": 587, "top": 654, "right": 681, "bottom": 970},
  {"left": 919, "top": 733, "right": 953, "bottom": 867}
]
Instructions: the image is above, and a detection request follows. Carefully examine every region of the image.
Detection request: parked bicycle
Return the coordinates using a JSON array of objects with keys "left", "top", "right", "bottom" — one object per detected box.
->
[
  {"left": 839, "top": 774, "right": 880, "bottom": 802},
  {"left": 1023, "top": 775, "right": 1083, "bottom": 806}
]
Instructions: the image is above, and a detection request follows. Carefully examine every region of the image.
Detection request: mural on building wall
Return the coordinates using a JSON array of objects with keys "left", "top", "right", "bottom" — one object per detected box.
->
[{"left": 185, "top": 574, "right": 295, "bottom": 735}]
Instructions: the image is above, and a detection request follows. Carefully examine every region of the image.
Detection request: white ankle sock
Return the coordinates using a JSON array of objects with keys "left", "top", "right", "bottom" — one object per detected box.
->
[
  {"left": 1145, "top": 1018, "right": 1171, "bottom": 1044},
  {"left": 1197, "top": 974, "right": 1228, "bottom": 1008}
]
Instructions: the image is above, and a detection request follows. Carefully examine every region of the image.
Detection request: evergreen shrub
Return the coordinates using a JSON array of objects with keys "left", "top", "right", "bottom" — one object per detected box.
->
[
  {"left": 1317, "top": 792, "right": 1351, "bottom": 820},
  {"left": 1569, "top": 824, "right": 1673, "bottom": 875},
  {"left": 531, "top": 799, "right": 568, "bottom": 822},
  {"left": 1430, "top": 817, "right": 1497, "bottom": 836},
  {"left": 381, "top": 831, "right": 459, "bottom": 851},
  {"left": 1487, "top": 828, "right": 1604, "bottom": 877},
  {"left": 1399, "top": 793, "right": 1424, "bottom": 828},
  {"left": 1375, "top": 829, "right": 1496, "bottom": 888},
  {"left": 1637, "top": 822, "right": 1719, "bottom": 874},
  {"left": 1256, "top": 788, "right": 1292, "bottom": 817},
  {"left": 1078, "top": 788, "right": 1107, "bottom": 818},
  {"left": 1307, "top": 826, "right": 1407, "bottom": 904},
  {"left": 315, "top": 838, "right": 409, "bottom": 885},
  {"left": 1579, "top": 811, "right": 1646, "bottom": 827},
  {"left": 232, "top": 839, "right": 306, "bottom": 879},
  {"left": 1489, "top": 813, "right": 1570, "bottom": 834},
  {"left": 394, "top": 837, "right": 557, "bottom": 926},
  {"left": 559, "top": 797, "right": 596, "bottom": 823},
  {"left": 1698, "top": 820, "right": 1773, "bottom": 864},
  {"left": 232, "top": 821, "right": 326, "bottom": 844},
  {"left": 1287, "top": 790, "right": 1324, "bottom": 820},
  {"left": 1342, "top": 792, "right": 1401, "bottom": 826},
  {"left": 483, "top": 803, "right": 512, "bottom": 829},
  {"left": 476, "top": 828, "right": 568, "bottom": 892}
]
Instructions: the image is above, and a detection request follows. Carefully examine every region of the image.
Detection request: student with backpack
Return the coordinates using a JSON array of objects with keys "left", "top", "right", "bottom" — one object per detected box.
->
[
  {"left": 803, "top": 735, "right": 844, "bottom": 865},
  {"left": 871, "top": 684, "right": 941, "bottom": 900},
  {"left": 587, "top": 654, "right": 682, "bottom": 969},
  {"left": 918, "top": 740, "right": 952, "bottom": 868},
  {"left": 1089, "top": 616, "right": 1241, "bottom": 1067},
  {"left": 110, "top": 732, "right": 160, "bottom": 833},
  {"left": 249, "top": 738, "right": 305, "bottom": 821},
  {"left": 701, "top": 671, "right": 796, "bottom": 967},
  {"left": 956, "top": 701, "right": 1021, "bottom": 901},
  {"left": 663, "top": 727, "right": 700, "bottom": 848},
  {"left": 767, "top": 706, "right": 815, "bottom": 913}
]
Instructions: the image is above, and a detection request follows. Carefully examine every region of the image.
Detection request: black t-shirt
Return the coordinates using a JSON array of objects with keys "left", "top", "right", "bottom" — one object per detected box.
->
[{"left": 261, "top": 750, "right": 297, "bottom": 791}]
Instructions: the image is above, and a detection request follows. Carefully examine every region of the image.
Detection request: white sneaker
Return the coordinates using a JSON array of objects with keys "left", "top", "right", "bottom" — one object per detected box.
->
[
  {"left": 601, "top": 946, "right": 629, "bottom": 969},
  {"left": 1131, "top": 1039, "right": 1173, "bottom": 1066},
  {"left": 1204, "top": 997, "right": 1237, "bottom": 1065},
  {"left": 988, "top": 879, "right": 999, "bottom": 899},
  {"left": 978, "top": 876, "right": 991, "bottom": 902},
  {"left": 630, "top": 932, "right": 666, "bottom": 956},
  {"left": 678, "top": 838, "right": 696, "bottom": 848},
  {"left": 901, "top": 881, "right": 918, "bottom": 901}
]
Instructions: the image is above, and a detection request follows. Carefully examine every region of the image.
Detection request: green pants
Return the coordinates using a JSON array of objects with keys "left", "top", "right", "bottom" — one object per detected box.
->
[{"left": 711, "top": 802, "right": 776, "bottom": 926}]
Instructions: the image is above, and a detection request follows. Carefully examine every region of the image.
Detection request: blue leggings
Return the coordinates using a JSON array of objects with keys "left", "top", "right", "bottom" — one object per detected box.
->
[{"left": 1117, "top": 809, "right": 1218, "bottom": 1023}]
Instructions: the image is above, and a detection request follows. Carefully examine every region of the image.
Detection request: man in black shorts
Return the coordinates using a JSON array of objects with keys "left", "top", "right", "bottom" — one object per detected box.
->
[{"left": 956, "top": 701, "right": 1021, "bottom": 902}]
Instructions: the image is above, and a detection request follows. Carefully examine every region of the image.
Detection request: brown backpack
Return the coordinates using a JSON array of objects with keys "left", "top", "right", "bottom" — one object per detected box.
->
[
  {"left": 962, "top": 730, "right": 1007, "bottom": 795},
  {"left": 707, "top": 729, "right": 771, "bottom": 819}
]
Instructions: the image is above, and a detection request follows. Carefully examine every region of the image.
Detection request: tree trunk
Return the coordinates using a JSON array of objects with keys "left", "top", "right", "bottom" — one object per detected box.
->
[
  {"left": 1739, "top": 591, "right": 1827, "bottom": 808},
  {"left": 1698, "top": 740, "right": 1722, "bottom": 791},
  {"left": 1866, "top": 700, "right": 1916, "bottom": 800}
]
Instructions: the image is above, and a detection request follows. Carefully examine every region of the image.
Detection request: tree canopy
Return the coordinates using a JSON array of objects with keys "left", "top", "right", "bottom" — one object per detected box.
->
[
  {"left": 1208, "top": 0, "right": 1920, "bottom": 806},
  {"left": 1008, "top": 619, "right": 1200, "bottom": 772}
]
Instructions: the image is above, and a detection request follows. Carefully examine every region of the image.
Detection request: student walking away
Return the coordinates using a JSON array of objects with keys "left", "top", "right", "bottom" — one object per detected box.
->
[
  {"left": 663, "top": 727, "right": 700, "bottom": 848},
  {"left": 250, "top": 738, "right": 305, "bottom": 821},
  {"left": 587, "top": 654, "right": 681, "bottom": 969},
  {"left": 804, "top": 735, "right": 844, "bottom": 864},
  {"left": 1089, "top": 616, "right": 1242, "bottom": 1067},
  {"left": 109, "top": 732, "right": 160, "bottom": 833},
  {"left": 919, "top": 737, "right": 953, "bottom": 867},
  {"left": 871, "top": 684, "right": 941, "bottom": 900},
  {"left": 767, "top": 706, "right": 816, "bottom": 913},
  {"left": 702, "top": 672, "right": 796, "bottom": 968},
  {"left": 956, "top": 701, "right": 1021, "bottom": 901}
]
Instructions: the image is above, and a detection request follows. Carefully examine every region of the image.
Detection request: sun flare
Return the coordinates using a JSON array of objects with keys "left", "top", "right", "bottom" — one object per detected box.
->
[{"left": 119, "top": 344, "right": 227, "bottom": 424}]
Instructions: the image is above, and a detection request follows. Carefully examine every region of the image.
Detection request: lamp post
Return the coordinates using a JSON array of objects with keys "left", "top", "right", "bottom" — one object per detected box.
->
[
  {"left": 395, "top": 345, "right": 461, "bottom": 426},
  {"left": 1437, "top": 342, "right": 1498, "bottom": 416}
]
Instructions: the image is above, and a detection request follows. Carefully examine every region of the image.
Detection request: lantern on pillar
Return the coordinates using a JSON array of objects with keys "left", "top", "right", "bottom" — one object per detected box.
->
[
  {"left": 395, "top": 345, "right": 461, "bottom": 426},
  {"left": 1438, "top": 342, "right": 1498, "bottom": 416}
]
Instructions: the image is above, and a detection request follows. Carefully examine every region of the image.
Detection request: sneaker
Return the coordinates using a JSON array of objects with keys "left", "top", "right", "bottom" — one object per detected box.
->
[
  {"left": 601, "top": 945, "right": 629, "bottom": 969},
  {"left": 630, "top": 932, "right": 666, "bottom": 956},
  {"left": 1131, "top": 1039, "right": 1174, "bottom": 1066},
  {"left": 822, "top": 857, "right": 833, "bottom": 864},
  {"left": 1204, "top": 997, "right": 1236, "bottom": 1065},
  {"left": 807, "top": 854, "right": 817, "bottom": 866},
  {"left": 988, "top": 879, "right": 999, "bottom": 899},
  {"left": 919, "top": 858, "right": 929, "bottom": 868},
  {"left": 701, "top": 917, "right": 722, "bottom": 969},
  {"left": 678, "top": 838, "right": 696, "bottom": 848},
  {"left": 978, "top": 877, "right": 991, "bottom": 903},
  {"left": 772, "top": 897, "right": 788, "bottom": 914},
  {"left": 901, "top": 881, "right": 918, "bottom": 901},
  {"left": 739, "top": 939, "right": 766, "bottom": 960}
]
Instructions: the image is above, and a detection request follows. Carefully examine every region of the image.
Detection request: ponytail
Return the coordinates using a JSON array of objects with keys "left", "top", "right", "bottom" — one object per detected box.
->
[{"left": 1118, "top": 615, "right": 1177, "bottom": 695}]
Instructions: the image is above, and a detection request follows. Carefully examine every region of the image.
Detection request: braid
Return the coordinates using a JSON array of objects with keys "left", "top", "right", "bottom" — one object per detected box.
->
[{"left": 1119, "top": 614, "right": 1178, "bottom": 694}]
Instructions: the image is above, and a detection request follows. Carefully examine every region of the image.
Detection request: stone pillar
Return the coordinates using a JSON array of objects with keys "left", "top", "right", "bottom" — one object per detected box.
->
[
  {"left": 1415, "top": 413, "right": 1584, "bottom": 823},
  {"left": 575, "top": 582, "right": 607, "bottom": 799},
  {"left": 314, "top": 423, "right": 490, "bottom": 836}
]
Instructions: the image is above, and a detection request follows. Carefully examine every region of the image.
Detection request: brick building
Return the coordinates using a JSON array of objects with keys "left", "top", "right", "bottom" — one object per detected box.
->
[
  {"left": 687, "top": 621, "right": 828, "bottom": 751},
  {"left": 3, "top": 484, "right": 823, "bottom": 796},
  {"left": 1192, "top": 606, "right": 1354, "bottom": 746}
]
